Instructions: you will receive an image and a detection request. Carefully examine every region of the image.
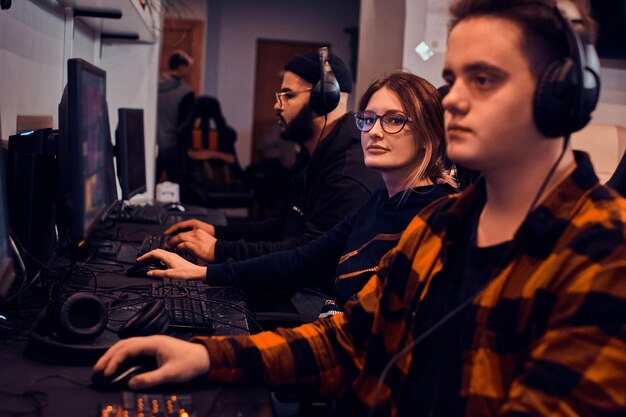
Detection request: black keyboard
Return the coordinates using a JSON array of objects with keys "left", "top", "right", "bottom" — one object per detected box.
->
[
  {"left": 114, "top": 205, "right": 165, "bottom": 224},
  {"left": 138, "top": 234, "right": 197, "bottom": 263},
  {"left": 151, "top": 278, "right": 216, "bottom": 333},
  {"left": 138, "top": 234, "right": 169, "bottom": 255}
]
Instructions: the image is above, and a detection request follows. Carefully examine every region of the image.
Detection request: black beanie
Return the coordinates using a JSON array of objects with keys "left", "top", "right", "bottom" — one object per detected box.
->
[{"left": 284, "top": 51, "right": 353, "bottom": 93}]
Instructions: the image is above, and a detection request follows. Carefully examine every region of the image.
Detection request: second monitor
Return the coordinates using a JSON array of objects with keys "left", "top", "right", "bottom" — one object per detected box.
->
[{"left": 115, "top": 108, "right": 147, "bottom": 201}]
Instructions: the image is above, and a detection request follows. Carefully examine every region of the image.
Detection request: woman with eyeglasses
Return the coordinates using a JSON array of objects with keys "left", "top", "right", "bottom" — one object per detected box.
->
[{"left": 139, "top": 71, "right": 457, "bottom": 318}]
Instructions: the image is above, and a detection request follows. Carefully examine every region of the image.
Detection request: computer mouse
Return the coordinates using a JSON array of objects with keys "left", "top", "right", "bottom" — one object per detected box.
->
[
  {"left": 91, "top": 355, "right": 158, "bottom": 390},
  {"left": 164, "top": 203, "right": 186, "bottom": 212},
  {"left": 126, "top": 260, "right": 168, "bottom": 277}
]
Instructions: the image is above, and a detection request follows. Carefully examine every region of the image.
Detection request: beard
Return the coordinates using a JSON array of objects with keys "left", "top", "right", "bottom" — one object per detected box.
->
[{"left": 279, "top": 105, "right": 314, "bottom": 144}]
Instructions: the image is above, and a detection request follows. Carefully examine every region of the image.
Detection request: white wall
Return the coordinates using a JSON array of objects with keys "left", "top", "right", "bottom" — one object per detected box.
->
[
  {"left": 0, "top": 1, "right": 66, "bottom": 140},
  {"left": 354, "top": 0, "right": 405, "bottom": 102},
  {"left": 0, "top": 0, "right": 162, "bottom": 197},
  {"left": 205, "top": 0, "right": 360, "bottom": 167}
]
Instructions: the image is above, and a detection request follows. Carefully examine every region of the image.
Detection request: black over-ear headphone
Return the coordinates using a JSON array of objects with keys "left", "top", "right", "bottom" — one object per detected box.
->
[
  {"left": 533, "top": 0, "right": 601, "bottom": 138},
  {"left": 47, "top": 293, "right": 168, "bottom": 343},
  {"left": 47, "top": 292, "right": 108, "bottom": 342},
  {"left": 309, "top": 47, "right": 341, "bottom": 116}
]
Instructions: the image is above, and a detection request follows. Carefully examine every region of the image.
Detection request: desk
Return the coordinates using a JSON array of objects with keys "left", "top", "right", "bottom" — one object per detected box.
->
[
  {"left": 0, "top": 340, "right": 273, "bottom": 416},
  {"left": 0, "top": 206, "right": 274, "bottom": 417}
]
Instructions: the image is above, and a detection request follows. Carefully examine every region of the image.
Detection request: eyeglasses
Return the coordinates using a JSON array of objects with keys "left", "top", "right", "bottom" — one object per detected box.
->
[
  {"left": 275, "top": 88, "right": 312, "bottom": 107},
  {"left": 354, "top": 111, "right": 413, "bottom": 134}
]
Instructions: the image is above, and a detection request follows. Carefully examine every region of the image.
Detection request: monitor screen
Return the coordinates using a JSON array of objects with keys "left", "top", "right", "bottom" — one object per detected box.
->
[
  {"left": 58, "top": 58, "right": 113, "bottom": 242},
  {"left": 0, "top": 152, "right": 15, "bottom": 299},
  {"left": 115, "top": 108, "right": 147, "bottom": 200}
]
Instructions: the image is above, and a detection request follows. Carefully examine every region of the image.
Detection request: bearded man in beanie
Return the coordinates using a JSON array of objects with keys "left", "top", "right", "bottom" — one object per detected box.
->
[{"left": 165, "top": 51, "right": 383, "bottom": 267}]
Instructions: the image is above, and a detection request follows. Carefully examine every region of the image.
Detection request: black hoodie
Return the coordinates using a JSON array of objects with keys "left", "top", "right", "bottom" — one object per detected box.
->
[{"left": 207, "top": 183, "right": 457, "bottom": 304}]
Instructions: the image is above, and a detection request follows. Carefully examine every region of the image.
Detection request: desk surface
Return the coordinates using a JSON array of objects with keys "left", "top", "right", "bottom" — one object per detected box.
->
[
  {"left": 0, "top": 207, "right": 274, "bottom": 417},
  {"left": 0, "top": 340, "right": 273, "bottom": 417}
]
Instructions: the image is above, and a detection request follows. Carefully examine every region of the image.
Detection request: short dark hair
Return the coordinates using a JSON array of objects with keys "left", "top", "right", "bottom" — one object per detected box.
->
[
  {"left": 358, "top": 71, "right": 455, "bottom": 188},
  {"left": 448, "top": 0, "right": 597, "bottom": 78},
  {"left": 168, "top": 51, "right": 191, "bottom": 70}
]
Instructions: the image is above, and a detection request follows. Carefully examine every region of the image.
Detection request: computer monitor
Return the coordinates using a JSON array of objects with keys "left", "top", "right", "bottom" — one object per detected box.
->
[
  {"left": 0, "top": 152, "right": 15, "bottom": 299},
  {"left": 58, "top": 58, "right": 116, "bottom": 243},
  {"left": 7, "top": 128, "right": 58, "bottom": 271},
  {"left": 115, "top": 108, "right": 147, "bottom": 200}
]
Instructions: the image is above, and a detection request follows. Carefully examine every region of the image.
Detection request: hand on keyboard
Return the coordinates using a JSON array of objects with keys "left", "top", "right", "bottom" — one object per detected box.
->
[
  {"left": 137, "top": 249, "right": 207, "bottom": 280},
  {"left": 166, "top": 229, "right": 217, "bottom": 263},
  {"left": 164, "top": 219, "right": 216, "bottom": 237}
]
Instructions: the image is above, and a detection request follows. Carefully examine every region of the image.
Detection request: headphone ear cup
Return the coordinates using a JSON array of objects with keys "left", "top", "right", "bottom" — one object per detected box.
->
[
  {"left": 118, "top": 299, "right": 169, "bottom": 339},
  {"left": 309, "top": 76, "right": 340, "bottom": 116},
  {"left": 534, "top": 59, "right": 574, "bottom": 137},
  {"left": 48, "top": 293, "right": 108, "bottom": 343},
  {"left": 534, "top": 3, "right": 601, "bottom": 137}
]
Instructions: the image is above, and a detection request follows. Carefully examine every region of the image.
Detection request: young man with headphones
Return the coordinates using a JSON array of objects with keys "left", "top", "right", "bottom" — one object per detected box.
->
[
  {"left": 163, "top": 49, "right": 383, "bottom": 265},
  {"left": 95, "top": 1, "right": 626, "bottom": 415}
]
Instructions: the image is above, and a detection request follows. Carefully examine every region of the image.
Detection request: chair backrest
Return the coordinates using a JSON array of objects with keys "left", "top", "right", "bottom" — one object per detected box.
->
[
  {"left": 190, "top": 96, "right": 224, "bottom": 148},
  {"left": 192, "top": 128, "right": 220, "bottom": 150}
]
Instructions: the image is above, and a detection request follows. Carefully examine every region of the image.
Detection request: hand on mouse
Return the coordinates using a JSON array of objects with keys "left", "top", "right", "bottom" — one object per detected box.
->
[
  {"left": 164, "top": 219, "right": 216, "bottom": 237},
  {"left": 137, "top": 249, "right": 207, "bottom": 279},
  {"left": 166, "top": 229, "right": 217, "bottom": 263},
  {"left": 94, "top": 335, "right": 210, "bottom": 390}
]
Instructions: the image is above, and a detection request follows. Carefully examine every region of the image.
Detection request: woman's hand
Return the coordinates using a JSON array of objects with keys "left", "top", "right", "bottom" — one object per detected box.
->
[{"left": 137, "top": 249, "right": 207, "bottom": 279}]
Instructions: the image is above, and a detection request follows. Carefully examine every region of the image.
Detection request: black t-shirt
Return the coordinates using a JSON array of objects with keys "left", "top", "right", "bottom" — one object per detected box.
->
[{"left": 398, "top": 205, "right": 510, "bottom": 417}]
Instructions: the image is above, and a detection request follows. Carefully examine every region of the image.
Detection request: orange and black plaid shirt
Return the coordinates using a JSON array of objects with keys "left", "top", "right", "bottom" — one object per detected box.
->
[{"left": 194, "top": 152, "right": 626, "bottom": 416}]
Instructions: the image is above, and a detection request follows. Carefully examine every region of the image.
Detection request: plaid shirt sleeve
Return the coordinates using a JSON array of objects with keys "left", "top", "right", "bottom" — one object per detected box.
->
[{"left": 191, "top": 250, "right": 393, "bottom": 396}]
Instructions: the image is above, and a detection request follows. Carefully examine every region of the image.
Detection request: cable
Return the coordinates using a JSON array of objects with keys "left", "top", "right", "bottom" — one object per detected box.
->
[
  {"left": 8, "top": 236, "right": 26, "bottom": 278},
  {"left": 29, "top": 375, "right": 90, "bottom": 389},
  {"left": 527, "top": 134, "right": 570, "bottom": 213},
  {"left": 9, "top": 234, "right": 58, "bottom": 276},
  {"left": 314, "top": 114, "right": 328, "bottom": 153},
  {"left": 0, "top": 389, "right": 48, "bottom": 417}
]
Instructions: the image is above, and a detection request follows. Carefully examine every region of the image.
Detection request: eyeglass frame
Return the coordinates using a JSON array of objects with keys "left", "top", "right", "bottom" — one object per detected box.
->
[
  {"left": 275, "top": 88, "right": 312, "bottom": 108},
  {"left": 354, "top": 111, "right": 414, "bottom": 134}
]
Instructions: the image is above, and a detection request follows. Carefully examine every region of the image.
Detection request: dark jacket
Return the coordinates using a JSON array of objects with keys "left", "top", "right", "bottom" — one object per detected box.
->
[
  {"left": 213, "top": 112, "right": 384, "bottom": 262},
  {"left": 206, "top": 184, "right": 456, "bottom": 303},
  {"left": 156, "top": 75, "right": 194, "bottom": 150}
]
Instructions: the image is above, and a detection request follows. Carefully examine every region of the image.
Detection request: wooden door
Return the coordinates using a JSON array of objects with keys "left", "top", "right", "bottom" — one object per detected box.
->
[
  {"left": 251, "top": 40, "right": 328, "bottom": 163},
  {"left": 159, "top": 18, "right": 204, "bottom": 94}
]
